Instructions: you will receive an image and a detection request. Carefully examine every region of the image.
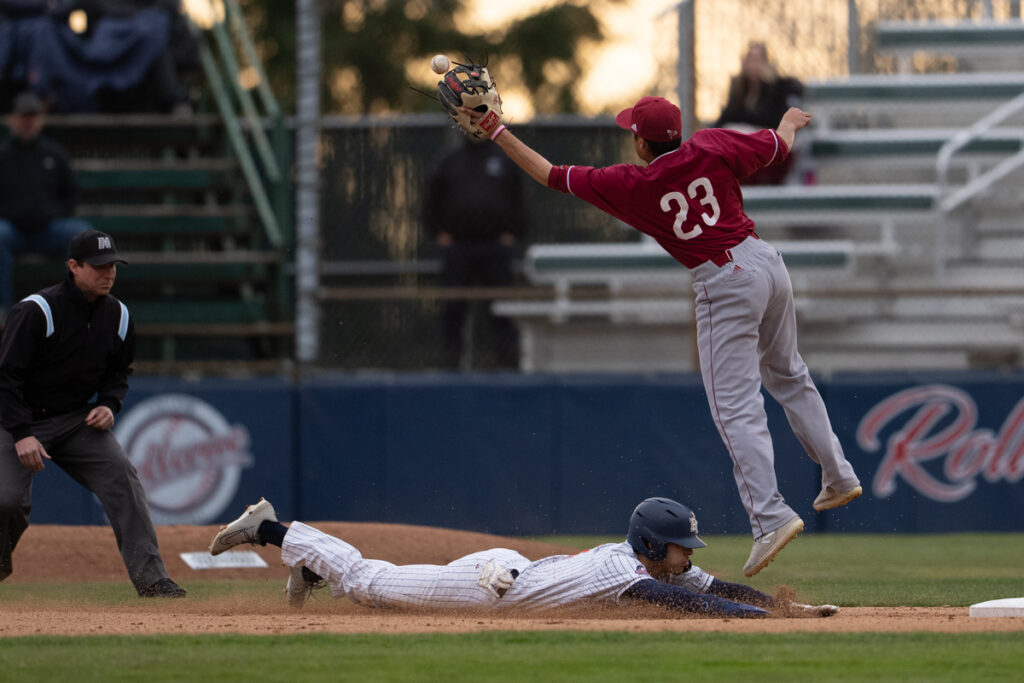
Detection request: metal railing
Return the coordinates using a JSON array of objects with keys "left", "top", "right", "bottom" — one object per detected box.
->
[
  {"left": 935, "top": 89, "right": 1024, "bottom": 269},
  {"left": 198, "top": 0, "right": 286, "bottom": 248},
  {"left": 936, "top": 91, "right": 1024, "bottom": 213}
]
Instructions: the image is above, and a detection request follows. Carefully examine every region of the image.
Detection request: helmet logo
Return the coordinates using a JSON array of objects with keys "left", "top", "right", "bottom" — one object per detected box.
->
[{"left": 690, "top": 517, "right": 698, "bottom": 534}]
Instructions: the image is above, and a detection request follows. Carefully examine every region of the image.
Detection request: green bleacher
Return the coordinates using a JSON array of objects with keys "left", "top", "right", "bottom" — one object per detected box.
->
[
  {"left": 875, "top": 19, "right": 1024, "bottom": 54},
  {"left": 6, "top": 9, "right": 293, "bottom": 373},
  {"left": 807, "top": 72, "right": 1024, "bottom": 103},
  {"left": 810, "top": 129, "right": 1024, "bottom": 159}
]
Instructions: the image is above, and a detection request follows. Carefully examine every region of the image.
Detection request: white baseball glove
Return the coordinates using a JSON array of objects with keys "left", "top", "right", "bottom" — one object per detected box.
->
[
  {"left": 478, "top": 560, "right": 516, "bottom": 598},
  {"left": 436, "top": 63, "right": 504, "bottom": 140}
]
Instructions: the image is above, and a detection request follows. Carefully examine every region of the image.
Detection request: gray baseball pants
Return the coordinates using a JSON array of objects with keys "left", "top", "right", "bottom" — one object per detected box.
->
[
  {"left": 691, "top": 235, "right": 860, "bottom": 538},
  {"left": 0, "top": 408, "right": 170, "bottom": 592}
]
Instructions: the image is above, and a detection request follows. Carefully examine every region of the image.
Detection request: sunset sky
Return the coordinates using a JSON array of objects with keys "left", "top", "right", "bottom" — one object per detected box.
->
[{"left": 459, "top": 0, "right": 683, "bottom": 117}]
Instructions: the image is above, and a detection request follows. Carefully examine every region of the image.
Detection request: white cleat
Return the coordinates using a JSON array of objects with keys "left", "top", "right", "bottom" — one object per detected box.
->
[
  {"left": 285, "top": 565, "right": 326, "bottom": 608},
  {"left": 813, "top": 485, "right": 862, "bottom": 512},
  {"left": 209, "top": 498, "right": 277, "bottom": 556},
  {"left": 743, "top": 516, "right": 804, "bottom": 577}
]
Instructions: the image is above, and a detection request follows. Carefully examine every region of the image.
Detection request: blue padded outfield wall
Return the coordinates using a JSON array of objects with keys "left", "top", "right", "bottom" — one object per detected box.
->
[{"left": 28, "top": 371, "right": 1024, "bottom": 535}]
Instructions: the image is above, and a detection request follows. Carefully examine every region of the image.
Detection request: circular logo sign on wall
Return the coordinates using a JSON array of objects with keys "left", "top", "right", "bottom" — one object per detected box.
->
[{"left": 116, "top": 394, "right": 254, "bottom": 524}]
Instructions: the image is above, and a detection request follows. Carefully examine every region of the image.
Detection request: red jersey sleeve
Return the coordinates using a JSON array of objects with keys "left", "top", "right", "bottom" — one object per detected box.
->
[
  {"left": 693, "top": 128, "right": 789, "bottom": 179},
  {"left": 547, "top": 163, "right": 642, "bottom": 226}
]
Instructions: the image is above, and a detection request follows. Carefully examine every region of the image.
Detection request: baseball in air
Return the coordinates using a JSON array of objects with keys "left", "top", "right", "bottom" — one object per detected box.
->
[{"left": 431, "top": 54, "right": 451, "bottom": 74}]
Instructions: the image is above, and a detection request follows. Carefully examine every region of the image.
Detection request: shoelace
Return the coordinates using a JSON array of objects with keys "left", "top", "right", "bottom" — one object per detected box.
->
[{"left": 295, "top": 578, "right": 327, "bottom": 603}]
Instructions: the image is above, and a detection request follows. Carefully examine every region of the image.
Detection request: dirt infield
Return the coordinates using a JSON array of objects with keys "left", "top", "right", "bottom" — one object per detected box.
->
[{"left": 4, "top": 523, "right": 1023, "bottom": 637}]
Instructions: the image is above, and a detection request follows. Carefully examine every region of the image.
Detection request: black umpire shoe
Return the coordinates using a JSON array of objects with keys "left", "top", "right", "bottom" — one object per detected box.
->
[{"left": 139, "top": 578, "right": 187, "bottom": 598}]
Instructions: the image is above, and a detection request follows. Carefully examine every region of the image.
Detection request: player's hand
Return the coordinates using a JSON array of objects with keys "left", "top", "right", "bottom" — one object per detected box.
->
[
  {"left": 15, "top": 436, "right": 51, "bottom": 471},
  {"left": 791, "top": 602, "right": 840, "bottom": 617},
  {"left": 85, "top": 405, "right": 115, "bottom": 431},
  {"left": 478, "top": 560, "right": 516, "bottom": 598},
  {"left": 780, "top": 107, "right": 811, "bottom": 131}
]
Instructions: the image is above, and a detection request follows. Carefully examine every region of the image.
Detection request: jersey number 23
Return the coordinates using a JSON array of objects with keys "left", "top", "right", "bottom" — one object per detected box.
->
[{"left": 659, "top": 177, "right": 720, "bottom": 240}]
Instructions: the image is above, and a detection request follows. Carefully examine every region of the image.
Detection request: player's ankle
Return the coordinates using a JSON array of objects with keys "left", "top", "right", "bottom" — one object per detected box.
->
[{"left": 258, "top": 520, "right": 288, "bottom": 547}]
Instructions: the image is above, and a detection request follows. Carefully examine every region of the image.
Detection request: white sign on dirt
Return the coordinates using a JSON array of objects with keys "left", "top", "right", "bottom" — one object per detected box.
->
[{"left": 180, "top": 551, "right": 268, "bottom": 569}]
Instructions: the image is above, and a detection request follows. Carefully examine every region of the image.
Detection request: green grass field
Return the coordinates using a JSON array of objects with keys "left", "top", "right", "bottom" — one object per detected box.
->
[
  {"left": 2, "top": 532, "right": 1023, "bottom": 682},
  {"left": 535, "top": 532, "right": 1024, "bottom": 606}
]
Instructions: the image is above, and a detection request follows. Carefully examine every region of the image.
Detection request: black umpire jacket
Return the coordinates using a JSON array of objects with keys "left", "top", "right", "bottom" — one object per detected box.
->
[
  {"left": 0, "top": 271, "right": 135, "bottom": 441},
  {"left": 423, "top": 139, "right": 528, "bottom": 244}
]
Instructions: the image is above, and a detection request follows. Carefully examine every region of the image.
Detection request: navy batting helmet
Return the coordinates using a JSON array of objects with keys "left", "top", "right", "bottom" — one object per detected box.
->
[{"left": 627, "top": 497, "right": 706, "bottom": 561}]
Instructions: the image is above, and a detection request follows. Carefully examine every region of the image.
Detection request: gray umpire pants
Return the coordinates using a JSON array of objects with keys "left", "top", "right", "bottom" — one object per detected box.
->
[{"left": 0, "top": 408, "right": 170, "bottom": 593}]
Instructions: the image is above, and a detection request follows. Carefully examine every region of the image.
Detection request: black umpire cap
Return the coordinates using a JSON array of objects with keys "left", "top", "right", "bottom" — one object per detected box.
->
[{"left": 68, "top": 230, "right": 128, "bottom": 265}]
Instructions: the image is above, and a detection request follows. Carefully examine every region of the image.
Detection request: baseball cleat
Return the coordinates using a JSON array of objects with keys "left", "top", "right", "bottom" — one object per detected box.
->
[
  {"left": 209, "top": 498, "right": 277, "bottom": 556},
  {"left": 812, "top": 485, "right": 862, "bottom": 512},
  {"left": 743, "top": 516, "right": 804, "bottom": 577},
  {"left": 139, "top": 577, "right": 187, "bottom": 598},
  {"left": 285, "top": 564, "right": 326, "bottom": 608}
]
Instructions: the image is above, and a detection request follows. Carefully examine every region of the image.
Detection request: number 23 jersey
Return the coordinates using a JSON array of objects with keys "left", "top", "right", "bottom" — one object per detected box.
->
[{"left": 546, "top": 127, "right": 788, "bottom": 268}]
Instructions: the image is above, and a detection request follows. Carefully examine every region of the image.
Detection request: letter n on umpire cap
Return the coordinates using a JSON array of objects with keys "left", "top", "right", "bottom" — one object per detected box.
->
[{"left": 68, "top": 230, "right": 128, "bottom": 265}]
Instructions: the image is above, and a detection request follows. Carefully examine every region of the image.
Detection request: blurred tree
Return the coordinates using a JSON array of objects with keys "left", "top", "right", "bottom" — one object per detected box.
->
[{"left": 237, "top": 0, "right": 611, "bottom": 115}]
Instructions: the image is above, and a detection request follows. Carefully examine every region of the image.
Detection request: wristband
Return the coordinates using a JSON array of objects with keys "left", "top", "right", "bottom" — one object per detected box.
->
[{"left": 490, "top": 124, "right": 507, "bottom": 141}]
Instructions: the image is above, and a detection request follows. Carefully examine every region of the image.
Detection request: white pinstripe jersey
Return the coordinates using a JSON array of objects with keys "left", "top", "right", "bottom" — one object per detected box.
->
[{"left": 495, "top": 542, "right": 715, "bottom": 610}]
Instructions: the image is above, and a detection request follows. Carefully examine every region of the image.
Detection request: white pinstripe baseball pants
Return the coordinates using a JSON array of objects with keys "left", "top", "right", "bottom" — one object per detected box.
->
[
  {"left": 691, "top": 235, "right": 860, "bottom": 538},
  {"left": 282, "top": 522, "right": 529, "bottom": 609}
]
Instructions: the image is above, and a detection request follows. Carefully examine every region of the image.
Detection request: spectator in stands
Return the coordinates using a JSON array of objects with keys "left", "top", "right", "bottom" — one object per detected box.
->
[
  {"left": 715, "top": 41, "right": 805, "bottom": 185},
  {"left": 0, "top": 0, "right": 197, "bottom": 114},
  {"left": 0, "top": 91, "right": 91, "bottom": 322},
  {"left": 69, "top": 0, "right": 199, "bottom": 115},
  {"left": 423, "top": 135, "right": 528, "bottom": 370}
]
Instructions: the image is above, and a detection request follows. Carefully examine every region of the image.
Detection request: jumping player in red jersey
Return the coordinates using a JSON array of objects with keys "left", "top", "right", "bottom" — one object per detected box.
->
[{"left": 469, "top": 97, "right": 862, "bottom": 577}]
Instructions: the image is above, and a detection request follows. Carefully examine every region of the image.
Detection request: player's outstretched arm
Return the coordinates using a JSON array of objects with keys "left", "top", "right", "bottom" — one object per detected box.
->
[
  {"left": 707, "top": 578, "right": 840, "bottom": 617},
  {"left": 622, "top": 579, "right": 768, "bottom": 618},
  {"left": 491, "top": 127, "right": 554, "bottom": 186},
  {"left": 458, "top": 106, "right": 554, "bottom": 186},
  {"left": 775, "top": 107, "right": 811, "bottom": 151},
  {"left": 705, "top": 577, "right": 774, "bottom": 608}
]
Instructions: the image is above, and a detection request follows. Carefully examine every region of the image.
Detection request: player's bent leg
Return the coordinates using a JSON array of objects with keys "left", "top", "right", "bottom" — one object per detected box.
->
[
  {"left": 281, "top": 521, "right": 389, "bottom": 605},
  {"left": 694, "top": 273, "right": 796, "bottom": 538},
  {"left": 757, "top": 259, "right": 860, "bottom": 501},
  {"left": 282, "top": 523, "right": 514, "bottom": 610},
  {"left": 281, "top": 521, "right": 479, "bottom": 609}
]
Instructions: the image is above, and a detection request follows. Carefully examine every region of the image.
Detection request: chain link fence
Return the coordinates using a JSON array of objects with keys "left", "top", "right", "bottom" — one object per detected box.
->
[{"left": 318, "top": 117, "right": 633, "bottom": 369}]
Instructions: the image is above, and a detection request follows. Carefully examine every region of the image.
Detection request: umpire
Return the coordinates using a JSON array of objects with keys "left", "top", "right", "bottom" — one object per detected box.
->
[
  {"left": 423, "top": 135, "right": 528, "bottom": 369},
  {"left": 0, "top": 230, "right": 185, "bottom": 597}
]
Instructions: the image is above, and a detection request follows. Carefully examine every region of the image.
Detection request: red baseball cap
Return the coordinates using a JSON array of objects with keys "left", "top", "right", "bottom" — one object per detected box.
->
[{"left": 615, "top": 96, "right": 682, "bottom": 142}]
